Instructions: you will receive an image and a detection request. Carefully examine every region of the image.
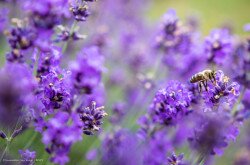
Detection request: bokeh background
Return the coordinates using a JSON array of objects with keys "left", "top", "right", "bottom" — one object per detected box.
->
[
  {"left": 1, "top": 0, "right": 250, "bottom": 164},
  {"left": 149, "top": 0, "right": 250, "bottom": 36}
]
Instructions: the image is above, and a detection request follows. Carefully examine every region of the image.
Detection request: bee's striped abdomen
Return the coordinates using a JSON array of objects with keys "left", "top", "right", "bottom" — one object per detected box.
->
[{"left": 190, "top": 74, "right": 204, "bottom": 83}]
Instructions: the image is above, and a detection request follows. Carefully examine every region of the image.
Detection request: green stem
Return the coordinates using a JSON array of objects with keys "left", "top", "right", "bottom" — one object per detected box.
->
[
  {"left": 193, "top": 153, "right": 206, "bottom": 165},
  {"left": 0, "top": 116, "right": 23, "bottom": 161},
  {"left": 43, "top": 151, "right": 50, "bottom": 165},
  {"left": 0, "top": 140, "right": 10, "bottom": 162},
  {"left": 62, "top": 21, "right": 77, "bottom": 53},
  {"left": 78, "top": 137, "right": 100, "bottom": 165},
  {"left": 33, "top": 50, "right": 41, "bottom": 76}
]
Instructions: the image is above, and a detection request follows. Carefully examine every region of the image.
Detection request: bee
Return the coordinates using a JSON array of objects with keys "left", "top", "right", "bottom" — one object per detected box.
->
[{"left": 190, "top": 69, "right": 216, "bottom": 92}]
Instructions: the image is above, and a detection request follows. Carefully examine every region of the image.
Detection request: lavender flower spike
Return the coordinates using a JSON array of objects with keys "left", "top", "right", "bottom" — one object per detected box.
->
[
  {"left": 19, "top": 149, "right": 36, "bottom": 165},
  {"left": 205, "top": 28, "right": 233, "bottom": 64},
  {"left": 79, "top": 101, "right": 107, "bottom": 135},
  {"left": 0, "top": 130, "right": 7, "bottom": 139},
  {"left": 42, "top": 112, "right": 82, "bottom": 165},
  {"left": 167, "top": 153, "right": 188, "bottom": 165},
  {"left": 70, "top": 0, "right": 90, "bottom": 22},
  {"left": 70, "top": 46, "right": 104, "bottom": 94},
  {"left": 149, "top": 80, "right": 193, "bottom": 125}
]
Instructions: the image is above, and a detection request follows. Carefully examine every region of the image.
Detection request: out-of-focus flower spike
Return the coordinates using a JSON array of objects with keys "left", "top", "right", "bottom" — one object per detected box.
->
[
  {"left": 25, "top": 0, "right": 70, "bottom": 30},
  {"left": 70, "top": 46, "right": 104, "bottom": 94},
  {"left": 5, "top": 18, "right": 36, "bottom": 50},
  {"left": 244, "top": 23, "right": 250, "bottom": 32},
  {"left": 70, "top": 0, "right": 90, "bottom": 22},
  {"left": 11, "top": 126, "right": 23, "bottom": 139},
  {"left": 205, "top": 28, "right": 233, "bottom": 65},
  {"left": 54, "top": 25, "right": 86, "bottom": 42},
  {"left": 167, "top": 152, "right": 187, "bottom": 165},
  {"left": 0, "top": 130, "right": 7, "bottom": 139}
]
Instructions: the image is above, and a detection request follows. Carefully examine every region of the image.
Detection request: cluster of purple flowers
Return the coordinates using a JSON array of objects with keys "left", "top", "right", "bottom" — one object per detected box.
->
[
  {"left": 42, "top": 112, "right": 82, "bottom": 164},
  {"left": 149, "top": 81, "right": 193, "bottom": 125},
  {"left": 0, "top": 0, "right": 107, "bottom": 164},
  {"left": 0, "top": 0, "right": 250, "bottom": 165}
]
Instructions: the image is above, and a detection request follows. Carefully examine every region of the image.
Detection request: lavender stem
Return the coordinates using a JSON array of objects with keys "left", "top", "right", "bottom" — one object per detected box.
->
[
  {"left": 0, "top": 140, "right": 10, "bottom": 162},
  {"left": 62, "top": 21, "right": 77, "bottom": 53}
]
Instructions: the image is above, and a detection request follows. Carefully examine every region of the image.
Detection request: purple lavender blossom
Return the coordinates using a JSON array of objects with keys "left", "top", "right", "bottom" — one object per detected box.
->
[
  {"left": 54, "top": 25, "right": 85, "bottom": 42},
  {"left": 109, "top": 102, "right": 126, "bottom": 123},
  {"left": 5, "top": 21, "right": 36, "bottom": 50},
  {"left": 78, "top": 101, "right": 107, "bottom": 135},
  {"left": 25, "top": 0, "right": 70, "bottom": 29},
  {"left": 33, "top": 116, "right": 47, "bottom": 133},
  {"left": 149, "top": 81, "right": 193, "bottom": 125},
  {"left": 70, "top": 0, "right": 90, "bottom": 22},
  {"left": 36, "top": 47, "right": 61, "bottom": 79},
  {"left": 19, "top": 149, "right": 36, "bottom": 165},
  {"left": 70, "top": 46, "right": 104, "bottom": 94},
  {"left": 42, "top": 112, "right": 82, "bottom": 165},
  {"left": 155, "top": 9, "right": 180, "bottom": 50},
  {"left": 161, "top": 9, "right": 178, "bottom": 38},
  {"left": 155, "top": 9, "right": 194, "bottom": 55},
  {"left": 167, "top": 153, "right": 188, "bottom": 165},
  {"left": 205, "top": 28, "right": 233, "bottom": 64},
  {"left": 6, "top": 49, "right": 24, "bottom": 63},
  {"left": 202, "top": 70, "right": 240, "bottom": 109},
  {"left": 37, "top": 70, "right": 71, "bottom": 114},
  {"left": 232, "top": 43, "right": 250, "bottom": 89}
]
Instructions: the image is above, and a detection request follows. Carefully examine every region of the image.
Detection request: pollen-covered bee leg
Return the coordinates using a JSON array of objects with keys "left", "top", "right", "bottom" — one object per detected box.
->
[
  {"left": 213, "top": 75, "right": 216, "bottom": 83},
  {"left": 209, "top": 73, "right": 213, "bottom": 83},
  {"left": 211, "top": 75, "right": 216, "bottom": 85},
  {"left": 205, "top": 80, "right": 209, "bottom": 91},
  {"left": 198, "top": 82, "right": 202, "bottom": 93},
  {"left": 202, "top": 81, "right": 208, "bottom": 91}
]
